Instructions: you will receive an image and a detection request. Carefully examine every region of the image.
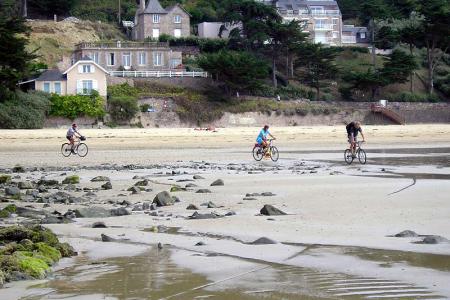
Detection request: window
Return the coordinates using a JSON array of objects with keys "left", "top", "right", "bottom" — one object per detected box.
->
[
  {"left": 93, "top": 52, "right": 99, "bottom": 64},
  {"left": 139, "top": 52, "right": 147, "bottom": 65},
  {"left": 81, "top": 80, "right": 93, "bottom": 95},
  {"left": 174, "top": 15, "right": 181, "bottom": 23},
  {"left": 332, "top": 31, "right": 339, "bottom": 39},
  {"left": 310, "top": 6, "right": 324, "bottom": 15},
  {"left": 360, "top": 32, "right": 366, "bottom": 39},
  {"left": 108, "top": 53, "right": 115, "bottom": 66},
  {"left": 174, "top": 29, "right": 181, "bottom": 38},
  {"left": 54, "top": 82, "right": 61, "bottom": 95},
  {"left": 153, "top": 52, "right": 163, "bottom": 66},
  {"left": 122, "top": 53, "right": 131, "bottom": 67},
  {"left": 152, "top": 28, "right": 160, "bottom": 38},
  {"left": 153, "top": 14, "right": 160, "bottom": 23},
  {"left": 43, "top": 82, "right": 50, "bottom": 93},
  {"left": 82, "top": 65, "right": 91, "bottom": 73},
  {"left": 170, "top": 58, "right": 182, "bottom": 68}
]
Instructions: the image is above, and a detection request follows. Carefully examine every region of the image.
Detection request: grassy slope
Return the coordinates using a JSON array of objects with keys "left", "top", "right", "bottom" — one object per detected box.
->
[{"left": 27, "top": 20, "right": 125, "bottom": 67}]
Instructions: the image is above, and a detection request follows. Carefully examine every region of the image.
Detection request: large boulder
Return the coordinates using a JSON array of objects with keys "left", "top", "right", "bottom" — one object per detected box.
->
[
  {"left": 210, "top": 179, "right": 224, "bottom": 186},
  {"left": 110, "top": 207, "right": 130, "bottom": 216},
  {"left": 62, "top": 175, "right": 80, "bottom": 185},
  {"left": 250, "top": 237, "right": 277, "bottom": 245},
  {"left": 18, "top": 181, "right": 34, "bottom": 190},
  {"left": 91, "top": 176, "right": 110, "bottom": 182},
  {"left": 420, "top": 235, "right": 450, "bottom": 244},
  {"left": 153, "top": 191, "right": 175, "bottom": 207},
  {"left": 394, "top": 230, "right": 419, "bottom": 238},
  {"left": 260, "top": 205, "right": 287, "bottom": 216},
  {"left": 186, "top": 204, "right": 199, "bottom": 210},
  {"left": 101, "top": 182, "right": 112, "bottom": 190},
  {"left": 5, "top": 186, "right": 20, "bottom": 196}
]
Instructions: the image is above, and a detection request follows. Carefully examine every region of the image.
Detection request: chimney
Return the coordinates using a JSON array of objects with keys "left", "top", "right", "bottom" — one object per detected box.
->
[{"left": 140, "top": 0, "right": 145, "bottom": 11}]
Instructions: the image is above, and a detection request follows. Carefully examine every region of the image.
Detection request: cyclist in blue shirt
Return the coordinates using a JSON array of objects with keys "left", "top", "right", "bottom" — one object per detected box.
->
[{"left": 256, "top": 125, "right": 276, "bottom": 154}]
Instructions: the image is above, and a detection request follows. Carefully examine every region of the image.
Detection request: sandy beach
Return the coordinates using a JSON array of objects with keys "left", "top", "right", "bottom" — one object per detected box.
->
[{"left": 1, "top": 125, "right": 450, "bottom": 299}]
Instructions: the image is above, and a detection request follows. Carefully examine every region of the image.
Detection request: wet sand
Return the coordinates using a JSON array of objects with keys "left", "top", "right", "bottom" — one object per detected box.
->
[{"left": 0, "top": 125, "right": 450, "bottom": 299}]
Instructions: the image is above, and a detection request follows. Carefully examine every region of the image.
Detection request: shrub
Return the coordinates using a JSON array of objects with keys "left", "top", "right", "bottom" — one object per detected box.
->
[
  {"left": 0, "top": 91, "right": 51, "bottom": 129},
  {"left": 140, "top": 104, "right": 151, "bottom": 112},
  {"left": 49, "top": 92, "right": 105, "bottom": 119},
  {"left": 108, "top": 96, "right": 139, "bottom": 122},
  {"left": 108, "top": 83, "right": 139, "bottom": 98},
  {"left": 388, "top": 92, "right": 442, "bottom": 102}
]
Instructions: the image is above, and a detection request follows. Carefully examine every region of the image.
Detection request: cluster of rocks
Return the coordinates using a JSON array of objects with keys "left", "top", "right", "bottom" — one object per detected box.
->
[{"left": 393, "top": 230, "right": 450, "bottom": 244}]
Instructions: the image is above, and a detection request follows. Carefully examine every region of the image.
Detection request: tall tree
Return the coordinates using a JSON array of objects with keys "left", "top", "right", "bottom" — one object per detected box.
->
[
  {"left": 295, "top": 44, "right": 341, "bottom": 100},
  {"left": 418, "top": 0, "right": 450, "bottom": 94},
  {"left": 0, "top": 16, "right": 36, "bottom": 97}
]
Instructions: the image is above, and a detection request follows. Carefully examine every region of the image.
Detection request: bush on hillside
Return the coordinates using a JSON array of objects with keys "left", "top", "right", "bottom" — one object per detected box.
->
[
  {"left": 0, "top": 91, "right": 51, "bottom": 129},
  {"left": 387, "top": 92, "right": 441, "bottom": 102},
  {"left": 49, "top": 92, "right": 105, "bottom": 119},
  {"left": 108, "top": 96, "right": 139, "bottom": 122},
  {"left": 108, "top": 83, "right": 139, "bottom": 98}
]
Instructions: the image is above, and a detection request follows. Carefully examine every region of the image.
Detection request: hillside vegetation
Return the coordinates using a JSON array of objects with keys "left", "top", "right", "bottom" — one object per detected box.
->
[{"left": 27, "top": 20, "right": 125, "bottom": 67}]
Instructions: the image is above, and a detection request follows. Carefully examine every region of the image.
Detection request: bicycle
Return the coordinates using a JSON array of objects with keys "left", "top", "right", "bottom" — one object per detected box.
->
[
  {"left": 344, "top": 141, "right": 366, "bottom": 164},
  {"left": 252, "top": 139, "right": 279, "bottom": 162},
  {"left": 61, "top": 136, "right": 88, "bottom": 157}
]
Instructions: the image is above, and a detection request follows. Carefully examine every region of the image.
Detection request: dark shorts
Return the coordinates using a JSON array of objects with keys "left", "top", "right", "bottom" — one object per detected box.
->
[{"left": 66, "top": 135, "right": 73, "bottom": 141}]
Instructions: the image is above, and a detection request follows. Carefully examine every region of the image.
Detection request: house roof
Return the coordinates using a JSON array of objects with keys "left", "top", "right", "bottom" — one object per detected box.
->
[
  {"left": 36, "top": 69, "right": 66, "bottom": 82},
  {"left": 165, "top": 4, "right": 192, "bottom": 17},
  {"left": 275, "top": 0, "right": 339, "bottom": 10},
  {"left": 63, "top": 59, "right": 109, "bottom": 75},
  {"left": 144, "top": 0, "right": 167, "bottom": 14}
]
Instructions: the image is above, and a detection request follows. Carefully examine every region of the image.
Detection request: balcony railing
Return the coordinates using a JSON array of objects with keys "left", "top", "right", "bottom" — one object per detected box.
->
[
  {"left": 314, "top": 24, "right": 334, "bottom": 31},
  {"left": 280, "top": 9, "right": 340, "bottom": 17},
  {"left": 311, "top": 10, "right": 340, "bottom": 16},
  {"left": 75, "top": 41, "right": 170, "bottom": 50},
  {"left": 342, "top": 35, "right": 357, "bottom": 44},
  {"left": 109, "top": 70, "right": 208, "bottom": 78}
]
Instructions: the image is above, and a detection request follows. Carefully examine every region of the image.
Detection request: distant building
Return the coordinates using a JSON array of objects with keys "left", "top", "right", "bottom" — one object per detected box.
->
[
  {"left": 73, "top": 41, "right": 183, "bottom": 72},
  {"left": 30, "top": 58, "right": 108, "bottom": 97},
  {"left": 261, "top": 0, "right": 343, "bottom": 46},
  {"left": 342, "top": 25, "right": 369, "bottom": 45},
  {"left": 133, "top": 0, "right": 191, "bottom": 40},
  {"left": 197, "top": 22, "right": 241, "bottom": 39}
]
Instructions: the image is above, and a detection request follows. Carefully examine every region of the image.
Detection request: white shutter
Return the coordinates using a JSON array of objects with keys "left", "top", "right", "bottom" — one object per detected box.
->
[
  {"left": 91, "top": 65, "right": 95, "bottom": 73},
  {"left": 92, "top": 80, "right": 98, "bottom": 91},
  {"left": 76, "top": 80, "right": 82, "bottom": 94},
  {"left": 78, "top": 65, "right": 83, "bottom": 73}
]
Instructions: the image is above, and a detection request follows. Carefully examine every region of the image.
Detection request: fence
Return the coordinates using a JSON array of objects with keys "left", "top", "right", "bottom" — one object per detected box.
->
[{"left": 109, "top": 70, "right": 209, "bottom": 78}]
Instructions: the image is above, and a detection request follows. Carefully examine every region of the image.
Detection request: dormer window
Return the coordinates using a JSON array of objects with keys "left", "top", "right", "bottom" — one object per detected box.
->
[
  {"left": 174, "top": 15, "right": 181, "bottom": 23},
  {"left": 82, "top": 65, "right": 92, "bottom": 73},
  {"left": 153, "top": 14, "right": 160, "bottom": 23}
]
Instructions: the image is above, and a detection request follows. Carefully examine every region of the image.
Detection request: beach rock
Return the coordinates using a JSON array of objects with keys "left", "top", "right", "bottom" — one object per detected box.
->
[
  {"left": 153, "top": 191, "right": 175, "bottom": 207},
  {"left": 5, "top": 186, "right": 20, "bottom": 196},
  {"left": 260, "top": 205, "right": 287, "bottom": 216},
  {"left": 119, "top": 200, "right": 132, "bottom": 206},
  {"left": 420, "top": 235, "right": 450, "bottom": 244},
  {"left": 18, "top": 181, "right": 33, "bottom": 190},
  {"left": 185, "top": 183, "right": 197, "bottom": 188},
  {"left": 170, "top": 186, "right": 186, "bottom": 192},
  {"left": 41, "top": 214, "right": 73, "bottom": 224},
  {"left": 394, "top": 230, "right": 419, "bottom": 238},
  {"left": 73, "top": 207, "right": 111, "bottom": 218},
  {"left": 195, "top": 241, "right": 206, "bottom": 246},
  {"left": 196, "top": 189, "right": 211, "bottom": 194},
  {"left": 188, "top": 211, "right": 219, "bottom": 220},
  {"left": 91, "top": 176, "right": 110, "bottom": 182},
  {"left": 261, "top": 192, "right": 276, "bottom": 197},
  {"left": 110, "top": 208, "right": 130, "bottom": 216},
  {"left": 246, "top": 193, "right": 261, "bottom": 197},
  {"left": 101, "top": 234, "right": 115, "bottom": 242},
  {"left": 250, "top": 237, "right": 277, "bottom": 245},
  {"left": 186, "top": 204, "right": 199, "bottom": 210},
  {"left": 92, "top": 222, "right": 107, "bottom": 228},
  {"left": 243, "top": 197, "right": 257, "bottom": 201},
  {"left": 210, "top": 179, "right": 224, "bottom": 186},
  {"left": 132, "top": 204, "right": 144, "bottom": 211},
  {"left": 193, "top": 175, "right": 205, "bottom": 180},
  {"left": 101, "top": 182, "right": 112, "bottom": 190},
  {"left": 62, "top": 176, "right": 80, "bottom": 185},
  {"left": 12, "top": 165, "right": 25, "bottom": 173},
  {"left": 128, "top": 186, "right": 141, "bottom": 194},
  {"left": 158, "top": 242, "right": 163, "bottom": 250},
  {"left": 38, "top": 179, "right": 59, "bottom": 186},
  {"left": 149, "top": 203, "right": 158, "bottom": 210},
  {"left": 134, "top": 179, "right": 149, "bottom": 186},
  {"left": 225, "top": 211, "right": 236, "bottom": 216},
  {"left": 207, "top": 201, "right": 217, "bottom": 208},
  {"left": 0, "top": 175, "right": 12, "bottom": 184}
]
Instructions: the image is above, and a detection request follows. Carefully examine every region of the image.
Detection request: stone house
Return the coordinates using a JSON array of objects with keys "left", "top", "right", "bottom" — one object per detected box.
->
[
  {"left": 32, "top": 58, "right": 108, "bottom": 97},
  {"left": 133, "top": 0, "right": 191, "bottom": 40},
  {"left": 73, "top": 41, "right": 183, "bottom": 72}
]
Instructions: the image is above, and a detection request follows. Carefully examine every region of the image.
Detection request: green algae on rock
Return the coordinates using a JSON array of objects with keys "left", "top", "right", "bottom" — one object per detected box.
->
[
  {"left": 62, "top": 175, "right": 80, "bottom": 184},
  {"left": 0, "top": 204, "right": 17, "bottom": 218},
  {"left": 0, "top": 175, "right": 12, "bottom": 184},
  {"left": 0, "top": 225, "right": 76, "bottom": 285}
]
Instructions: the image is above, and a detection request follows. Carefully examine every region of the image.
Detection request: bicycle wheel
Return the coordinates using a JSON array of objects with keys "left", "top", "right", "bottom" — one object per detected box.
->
[
  {"left": 252, "top": 146, "right": 263, "bottom": 161},
  {"left": 61, "top": 143, "right": 72, "bottom": 157},
  {"left": 270, "top": 146, "right": 279, "bottom": 162},
  {"left": 77, "top": 143, "right": 89, "bottom": 157},
  {"left": 344, "top": 149, "right": 353, "bottom": 164},
  {"left": 358, "top": 149, "right": 367, "bottom": 164}
]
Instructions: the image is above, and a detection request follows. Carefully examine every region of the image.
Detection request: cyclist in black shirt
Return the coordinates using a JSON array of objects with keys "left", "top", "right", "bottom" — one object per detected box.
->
[{"left": 346, "top": 121, "right": 365, "bottom": 157}]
